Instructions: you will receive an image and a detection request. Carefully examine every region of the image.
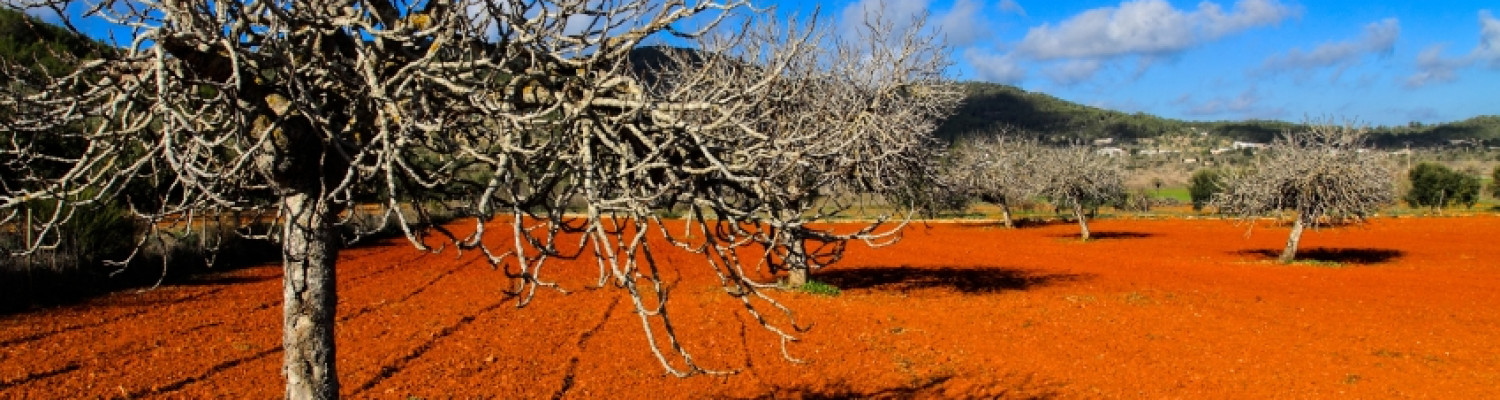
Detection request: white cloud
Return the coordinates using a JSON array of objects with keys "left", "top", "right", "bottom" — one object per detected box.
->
[
  {"left": 1405, "top": 10, "right": 1500, "bottom": 88},
  {"left": 1046, "top": 59, "right": 1103, "bottom": 85},
  {"left": 839, "top": 0, "right": 993, "bottom": 46},
  {"left": 1258, "top": 19, "right": 1399, "bottom": 74},
  {"left": 1183, "top": 87, "right": 1283, "bottom": 118},
  {"left": 965, "top": 49, "right": 1027, "bottom": 83},
  {"left": 2, "top": 0, "right": 64, "bottom": 22},
  {"left": 935, "top": 0, "right": 991, "bottom": 46},
  {"left": 998, "top": 0, "right": 1027, "bottom": 17},
  {"left": 1405, "top": 44, "right": 1465, "bottom": 88},
  {"left": 1197, "top": 0, "right": 1299, "bottom": 37},
  {"left": 1015, "top": 0, "right": 1297, "bottom": 60},
  {"left": 1477, "top": 10, "right": 1500, "bottom": 67}
]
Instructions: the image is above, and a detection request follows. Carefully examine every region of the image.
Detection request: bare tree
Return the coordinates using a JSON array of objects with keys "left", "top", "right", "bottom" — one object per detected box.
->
[
  {"left": 1214, "top": 122, "right": 1395, "bottom": 263},
  {"left": 944, "top": 131, "right": 1042, "bottom": 228},
  {"left": 1032, "top": 145, "right": 1125, "bottom": 240},
  {"left": 647, "top": 9, "right": 961, "bottom": 289},
  {"left": 1, "top": 0, "right": 958, "bottom": 396}
]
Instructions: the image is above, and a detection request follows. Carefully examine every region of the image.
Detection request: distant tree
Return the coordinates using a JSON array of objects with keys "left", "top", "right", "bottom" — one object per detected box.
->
[
  {"left": 1215, "top": 122, "right": 1395, "bottom": 264},
  {"left": 1033, "top": 146, "right": 1124, "bottom": 240},
  {"left": 944, "top": 132, "right": 1043, "bottom": 228},
  {"left": 1491, "top": 165, "right": 1500, "bottom": 200},
  {"left": 1405, "top": 163, "right": 1481, "bottom": 212},
  {"left": 1188, "top": 169, "right": 1222, "bottom": 212}
]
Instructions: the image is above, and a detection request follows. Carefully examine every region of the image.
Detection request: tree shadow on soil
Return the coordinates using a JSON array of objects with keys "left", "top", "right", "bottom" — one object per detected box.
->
[
  {"left": 816, "top": 266, "right": 1090, "bottom": 295},
  {"left": 1048, "top": 231, "right": 1155, "bottom": 240},
  {"left": 948, "top": 218, "right": 1068, "bottom": 230},
  {"left": 734, "top": 373, "right": 1062, "bottom": 399},
  {"left": 1234, "top": 248, "right": 1405, "bottom": 265}
]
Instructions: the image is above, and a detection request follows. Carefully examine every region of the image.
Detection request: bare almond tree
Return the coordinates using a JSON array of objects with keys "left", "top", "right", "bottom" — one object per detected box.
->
[
  {"left": 944, "top": 131, "right": 1043, "bottom": 228},
  {"left": 1032, "top": 145, "right": 1125, "bottom": 240},
  {"left": 1, "top": 0, "right": 957, "bottom": 396},
  {"left": 1214, "top": 122, "right": 1395, "bottom": 263}
]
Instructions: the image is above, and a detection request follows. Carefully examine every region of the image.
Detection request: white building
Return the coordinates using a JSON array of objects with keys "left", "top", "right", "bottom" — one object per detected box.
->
[
  {"left": 1231, "top": 141, "right": 1267, "bottom": 150},
  {"left": 1096, "top": 147, "right": 1127, "bottom": 157}
]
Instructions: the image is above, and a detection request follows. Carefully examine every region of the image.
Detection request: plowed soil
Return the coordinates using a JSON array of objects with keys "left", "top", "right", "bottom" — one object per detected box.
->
[{"left": 3, "top": 216, "right": 1499, "bottom": 398}]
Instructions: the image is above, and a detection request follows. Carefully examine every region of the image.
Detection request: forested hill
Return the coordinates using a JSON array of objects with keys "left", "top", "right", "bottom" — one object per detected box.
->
[
  {"left": 2, "top": 10, "right": 1494, "bottom": 149},
  {"left": 0, "top": 8, "right": 111, "bottom": 81},
  {"left": 937, "top": 82, "right": 1500, "bottom": 148},
  {"left": 934, "top": 82, "right": 1187, "bottom": 143}
]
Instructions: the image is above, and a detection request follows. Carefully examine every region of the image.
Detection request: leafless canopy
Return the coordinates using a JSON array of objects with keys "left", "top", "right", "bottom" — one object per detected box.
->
[
  {"left": 1032, "top": 145, "right": 1124, "bottom": 240},
  {"left": 943, "top": 130, "right": 1043, "bottom": 228},
  {"left": 1214, "top": 121, "right": 1395, "bottom": 262},
  {"left": 1, "top": 0, "right": 959, "bottom": 394}
]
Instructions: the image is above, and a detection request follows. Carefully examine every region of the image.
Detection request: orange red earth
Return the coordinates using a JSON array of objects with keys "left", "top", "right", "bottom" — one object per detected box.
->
[{"left": 2, "top": 216, "right": 1498, "bottom": 398}]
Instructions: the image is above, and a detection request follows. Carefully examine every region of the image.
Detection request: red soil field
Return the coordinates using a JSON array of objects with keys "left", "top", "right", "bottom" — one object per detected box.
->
[{"left": 3, "top": 216, "right": 1499, "bottom": 398}]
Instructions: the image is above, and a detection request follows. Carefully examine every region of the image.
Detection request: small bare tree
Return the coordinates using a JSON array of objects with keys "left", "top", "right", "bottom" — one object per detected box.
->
[
  {"left": 1032, "top": 145, "right": 1125, "bottom": 240},
  {"left": 1214, "top": 122, "right": 1395, "bottom": 263},
  {"left": 944, "top": 132, "right": 1042, "bottom": 228},
  {"left": 1, "top": 0, "right": 958, "bottom": 396}
]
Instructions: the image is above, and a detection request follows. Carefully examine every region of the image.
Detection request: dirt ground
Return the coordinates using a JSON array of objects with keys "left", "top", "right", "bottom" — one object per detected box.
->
[{"left": 2, "top": 215, "right": 1498, "bottom": 398}]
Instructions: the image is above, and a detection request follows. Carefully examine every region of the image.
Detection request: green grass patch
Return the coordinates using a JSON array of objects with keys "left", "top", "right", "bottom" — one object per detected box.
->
[
  {"left": 797, "top": 280, "right": 842, "bottom": 297},
  {"left": 1153, "top": 186, "right": 1192, "bottom": 203}
]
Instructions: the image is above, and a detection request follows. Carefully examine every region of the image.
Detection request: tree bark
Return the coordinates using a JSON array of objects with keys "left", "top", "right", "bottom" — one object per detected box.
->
[
  {"left": 785, "top": 238, "right": 809, "bottom": 288},
  {"left": 787, "top": 266, "right": 809, "bottom": 288},
  {"left": 1279, "top": 214, "right": 1306, "bottom": 264},
  {"left": 1071, "top": 201, "right": 1090, "bottom": 241},
  {"left": 999, "top": 200, "right": 1015, "bottom": 229},
  {"left": 281, "top": 192, "right": 340, "bottom": 399}
]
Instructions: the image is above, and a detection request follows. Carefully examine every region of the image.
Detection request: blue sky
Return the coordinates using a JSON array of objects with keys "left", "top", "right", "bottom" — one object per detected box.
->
[
  {"left": 19, "top": 0, "right": 1497, "bottom": 126},
  {"left": 761, "top": 0, "right": 1500, "bottom": 126}
]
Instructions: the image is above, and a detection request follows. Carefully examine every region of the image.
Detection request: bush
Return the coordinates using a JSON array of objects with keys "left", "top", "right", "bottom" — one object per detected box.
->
[
  {"left": 1188, "top": 169, "right": 1222, "bottom": 212},
  {"left": 2, "top": 200, "right": 141, "bottom": 312},
  {"left": 1491, "top": 165, "right": 1500, "bottom": 200},
  {"left": 1406, "top": 163, "right": 1481, "bottom": 210}
]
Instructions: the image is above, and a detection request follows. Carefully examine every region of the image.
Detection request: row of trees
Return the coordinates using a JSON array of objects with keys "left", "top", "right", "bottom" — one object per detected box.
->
[
  {"left": 1192, "top": 162, "right": 1498, "bottom": 214},
  {"left": 942, "top": 133, "right": 1124, "bottom": 239},
  {"left": 945, "top": 122, "right": 1395, "bottom": 264},
  {"left": 1, "top": 1, "right": 960, "bottom": 397}
]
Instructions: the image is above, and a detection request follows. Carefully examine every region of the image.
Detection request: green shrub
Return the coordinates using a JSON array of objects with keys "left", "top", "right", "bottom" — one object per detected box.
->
[
  {"left": 1491, "top": 165, "right": 1500, "bottom": 200},
  {"left": 1406, "top": 163, "right": 1481, "bottom": 210},
  {"left": 1187, "top": 169, "right": 1222, "bottom": 212}
]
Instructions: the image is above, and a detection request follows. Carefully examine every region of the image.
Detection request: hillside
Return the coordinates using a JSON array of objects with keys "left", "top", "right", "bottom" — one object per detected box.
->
[
  {"left": 0, "top": 8, "right": 110, "bottom": 82},
  {"left": 937, "top": 81, "right": 1500, "bottom": 149}
]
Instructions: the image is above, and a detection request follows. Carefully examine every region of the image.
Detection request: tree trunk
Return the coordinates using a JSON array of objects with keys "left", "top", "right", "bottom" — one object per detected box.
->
[
  {"left": 1279, "top": 214, "right": 1306, "bottom": 264},
  {"left": 1071, "top": 201, "right": 1090, "bottom": 241},
  {"left": 999, "top": 200, "right": 1015, "bottom": 229},
  {"left": 785, "top": 236, "right": 811, "bottom": 288},
  {"left": 787, "top": 266, "right": 809, "bottom": 288},
  {"left": 281, "top": 192, "right": 340, "bottom": 399}
]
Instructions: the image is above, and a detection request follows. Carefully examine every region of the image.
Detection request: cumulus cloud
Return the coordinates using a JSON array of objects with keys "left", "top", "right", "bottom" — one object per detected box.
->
[
  {"left": 998, "top": 0, "right": 1027, "bottom": 17},
  {"left": 1182, "top": 87, "right": 1284, "bottom": 118},
  {"left": 1405, "top": 44, "right": 1466, "bottom": 88},
  {"left": 1257, "top": 18, "right": 1399, "bottom": 75},
  {"left": 1477, "top": 10, "right": 1500, "bottom": 67},
  {"left": 1405, "top": 10, "right": 1500, "bottom": 88},
  {"left": 1046, "top": 59, "right": 1104, "bottom": 85},
  {"left": 839, "top": 0, "right": 993, "bottom": 46},
  {"left": 934, "top": 0, "right": 992, "bottom": 46},
  {"left": 1015, "top": 0, "right": 1297, "bottom": 60},
  {"left": 2, "top": 0, "right": 65, "bottom": 22},
  {"left": 965, "top": 49, "right": 1027, "bottom": 83}
]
